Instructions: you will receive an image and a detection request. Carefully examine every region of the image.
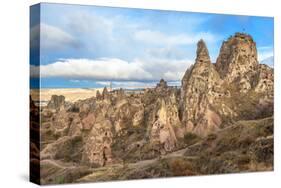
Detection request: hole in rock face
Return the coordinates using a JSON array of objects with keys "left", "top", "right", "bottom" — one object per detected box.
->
[
  {"left": 102, "top": 146, "right": 111, "bottom": 166},
  {"left": 155, "top": 115, "right": 159, "bottom": 120}
]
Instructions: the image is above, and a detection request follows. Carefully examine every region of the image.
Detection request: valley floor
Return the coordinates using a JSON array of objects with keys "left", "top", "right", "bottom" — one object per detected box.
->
[{"left": 40, "top": 116, "right": 273, "bottom": 185}]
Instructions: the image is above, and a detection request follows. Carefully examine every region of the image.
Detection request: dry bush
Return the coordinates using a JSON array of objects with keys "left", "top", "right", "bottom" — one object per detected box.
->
[
  {"left": 167, "top": 158, "right": 197, "bottom": 176},
  {"left": 184, "top": 132, "right": 200, "bottom": 146}
]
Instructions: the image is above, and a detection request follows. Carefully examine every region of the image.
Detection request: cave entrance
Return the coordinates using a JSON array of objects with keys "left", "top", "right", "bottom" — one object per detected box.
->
[{"left": 102, "top": 146, "right": 110, "bottom": 166}]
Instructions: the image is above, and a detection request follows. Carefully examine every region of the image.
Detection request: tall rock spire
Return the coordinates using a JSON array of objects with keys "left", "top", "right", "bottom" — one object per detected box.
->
[
  {"left": 195, "top": 39, "right": 211, "bottom": 65},
  {"left": 102, "top": 87, "right": 109, "bottom": 100},
  {"left": 180, "top": 39, "right": 222, "bottom": 137},
  {"left": 181, "top": 40, "right": 220, "bottom": 95}
]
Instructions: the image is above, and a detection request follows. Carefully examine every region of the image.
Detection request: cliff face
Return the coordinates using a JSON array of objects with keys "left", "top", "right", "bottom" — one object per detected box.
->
[
  {"left": 215, "top": 33, "right": 259, "bottom": 83},
  {"left": 181, "top": 40, "right": 222, "bottom": 137},
  {"left": 180, "top": 33, "right": 273, "bottom": 137},
  {"left": 38, "top": 33, "right": 273, "bottom": 179}
]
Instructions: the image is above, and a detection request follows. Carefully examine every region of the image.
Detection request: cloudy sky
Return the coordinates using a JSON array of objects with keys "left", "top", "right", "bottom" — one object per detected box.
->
[{"left": 30, "top": 3, "right": 274, "bottom": 88}]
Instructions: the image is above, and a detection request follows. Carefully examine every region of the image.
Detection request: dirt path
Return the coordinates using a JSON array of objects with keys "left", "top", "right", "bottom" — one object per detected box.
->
[
  {"left": 129, "top": 146, "right": 197, "bottom": 169},
  {"left": 77, "top": 145, "right": 198, "bottom": 182}
]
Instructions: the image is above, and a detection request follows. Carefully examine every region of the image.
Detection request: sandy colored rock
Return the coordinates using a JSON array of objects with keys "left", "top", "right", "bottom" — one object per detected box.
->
[
  {"left": 47, "top": 95, "right": 65, "bottom": 109},
  {"left": 37, "top": 33, "right": 274, "bottom": 183},
  {"left": 215, "top": 33, "right": 258, "bottom": 82}
]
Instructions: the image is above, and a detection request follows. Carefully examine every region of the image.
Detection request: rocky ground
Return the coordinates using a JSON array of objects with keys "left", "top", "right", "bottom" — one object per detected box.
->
[
  {"left": 36, "top": 117, "right": 273, "bottom": 184},
  {"left": 30, "top": 33, "right": 274, "bottom": 184}
]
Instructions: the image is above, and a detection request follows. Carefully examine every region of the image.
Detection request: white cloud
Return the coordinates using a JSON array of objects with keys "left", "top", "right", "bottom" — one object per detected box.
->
[
  {"left": 58, "top": 11, "right": 219, "bottom": 60},
  {"left": 66, "top": 12, "right": 114, "bottom": 37},
  {"left": 137, "top": 57, "right": 193, "bottom": 80},
  {"left": 258, "top": 51, "right": 274, "bottom": 62},
  {"left": 69, "top": 79, "right": 89, "bottom": 83},
  {"left": 258, "top": 46, "right": 274, "bottom": 62},
  {"left": 31, "top": 58, "right": 152, "bottom": 80},
  {"left": 96, "top": 81, "right": 156, "bottom": 89},
  {"left": 31, "top": 57, "right": 193, "bottom": 81},
  {"left": 146, "top": 47, "right": 187, "bottom": 59},
  {"left": 96, "top": 81, "right": 111, "bottom": 86},
  {"left": 134, "top": 30, "right": 218, "bottom": 46},
  {"left": 96, "top": 80, "right": 181, "bottom": 89},
  {"left": 31, "top": 23, "right": 79, "bottom": 50},
  {"left": 34, "top": 10, "right": 216, "bottom": 85},
  {"left": 260, "top": 56, "right": 274, "bottom": 68}
]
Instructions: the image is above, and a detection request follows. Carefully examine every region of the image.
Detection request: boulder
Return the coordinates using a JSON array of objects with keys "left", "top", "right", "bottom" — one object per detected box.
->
[{"left": 47, "top": 95, "right": 65, "bottom": 109}]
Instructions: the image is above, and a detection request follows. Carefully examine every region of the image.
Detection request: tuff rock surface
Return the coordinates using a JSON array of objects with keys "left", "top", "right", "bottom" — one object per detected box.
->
[{"left": 36, "top": 33, "right": 273, "bottom": 184}]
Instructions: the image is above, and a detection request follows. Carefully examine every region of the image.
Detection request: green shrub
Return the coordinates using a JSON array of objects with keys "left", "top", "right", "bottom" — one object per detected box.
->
[
  {"left": 184, "top": 132, "right": 200, "bottom": 146},
  {"left": 54, "top": 176, "right": 65, "bottom": 184}
]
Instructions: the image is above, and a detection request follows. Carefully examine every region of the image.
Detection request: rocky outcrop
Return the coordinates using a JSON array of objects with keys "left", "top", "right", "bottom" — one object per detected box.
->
[
  {"left": 39, "top": 32, "right": 274, "bottom": 172},
  {"left": 82, "top": 120, "right": 114, "bottom": 167},
  {"left": 150, "top": 99, "right": 178, "bottom": 153},
  {"left": 155, "top": 78, "right": 168, "bottom": 92},
  {"left": 102, "top": 87, "right": 110, "bottom": 100},
  {"left": 181, "top": 40, "right": 222, "bottom": 137},
  {"left": 180, "top": 33, "right": 273, "bottom": 136},
  {"left": 30, "top": 96, "right": 40, "bottom": 184},
  {"left": 47, "top": 95, "right": 65, "bottom": 110},
  {"left": 96, "top": 90, "right": 102, "bottom": 100},
  {"left": 254, "top": 64, "right": 274, "bottom": 94},
  {"left": 215, "top": 33, "right": 259, "bottom": 82}
]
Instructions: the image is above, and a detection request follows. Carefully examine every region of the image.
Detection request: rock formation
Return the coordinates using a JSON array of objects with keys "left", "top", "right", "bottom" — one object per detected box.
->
[
  {"left": 96, "top": 90, "right": 102, "bottom": 100},
  {"left": 181, "top": 39, "right": 222, "bottom": 137},
  {"left": 155, "top": 78, "right": 168, "bottom": 92},
  {"left": 215, "top": 33, "right": 259, "bottom": 82},
  {"left": 255, "top": 64, "right": 274, "bottom": 94},
  {"left": 150, "top": 98, "right": 179, "bottom": 154},
  {"left": 47, "top": 95, "right": 65, "bottom": 110},
  {"left": 102, "top": 87, "right": 109, "bottom": 100},
  {"left": 38, "top": 33, "right": 273, "bottom": 183},
  {"left": 82, "top": 119, "right": 114, "bottom": 167},
  {"left": 180, "top": 33, "right": 273, "bottom": 136}
]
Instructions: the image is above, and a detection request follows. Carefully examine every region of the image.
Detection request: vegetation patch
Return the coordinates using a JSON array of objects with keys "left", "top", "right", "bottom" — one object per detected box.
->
[{"left": 184, "top": 132, "right": 201, "bottom": 146}]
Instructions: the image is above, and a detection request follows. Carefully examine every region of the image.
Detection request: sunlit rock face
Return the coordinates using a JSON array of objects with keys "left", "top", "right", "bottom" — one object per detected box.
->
[
  {"left": 150, "top": 98, "right": 179, "bottom": 153},
  {"left": 180, "top": 33, "right": 273, "bottom": 137},
  {"left": 214, "top": 33, "right": 273, "bottom": 120},
  {"left": 180, "top": 39, "right": 222, "bottom": 137},
  {"left": 215, "top": 33, "right": 259, "bottom": 82},
  {"left": 82, "top": 119, "right": 114, "bottom": 167},
  {"left": 254, "top": 64, "right": 274, "bottom": 94},
  {"left": 39, "top": 33, "right": 274, "bottom": 169},
  {"left": 47, "top": 95, "right": 65, "bottom": 110}
]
